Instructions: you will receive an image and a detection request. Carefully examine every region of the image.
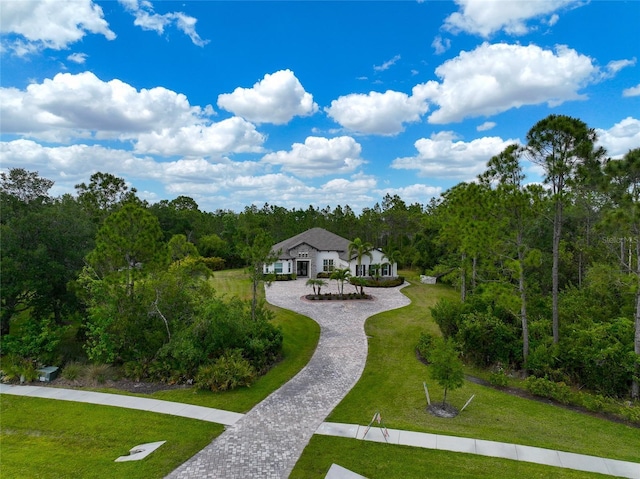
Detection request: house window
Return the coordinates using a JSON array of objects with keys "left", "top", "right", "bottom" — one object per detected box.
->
[
  {"left": 382, "top": 263, "right": 390, "bottom": 276},
  {"left": 356, "top": 265, "right": 365, "bottom": 276},
  {"left": 274, "top": 262, "right": 283, "bottom": 274},
  {"left": 323, "top": 259, "right": 334, "bottom": 272},
  {"left": 298, "top": 251, "right": 309, "bottom": 258}
]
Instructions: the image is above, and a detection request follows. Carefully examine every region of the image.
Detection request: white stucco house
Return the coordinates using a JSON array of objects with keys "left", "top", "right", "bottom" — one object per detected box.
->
[{"left": 263, "top": 227, "right": 397, "bottom": 279}]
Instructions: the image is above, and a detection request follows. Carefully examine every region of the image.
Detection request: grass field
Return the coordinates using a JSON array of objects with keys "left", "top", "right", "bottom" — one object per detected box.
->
[
  {"left": 290, "top": 436, "right": 607, "bottom": 479},
  {"left": 0, "top": 395, "right": 222, "bottom": 479},
  {"left": 327, "top": 272, "right": 640, "bottom": 458}
]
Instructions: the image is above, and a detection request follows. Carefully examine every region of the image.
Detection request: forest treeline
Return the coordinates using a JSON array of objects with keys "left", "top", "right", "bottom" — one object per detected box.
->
[{"left": 1, "top": 114, "right": 638, "bottom": 400}]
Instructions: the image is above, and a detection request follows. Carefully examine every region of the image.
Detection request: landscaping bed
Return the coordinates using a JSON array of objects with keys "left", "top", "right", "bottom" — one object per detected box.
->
[{"left": 304, "top": 293, "right": 372, "bottom": 301}]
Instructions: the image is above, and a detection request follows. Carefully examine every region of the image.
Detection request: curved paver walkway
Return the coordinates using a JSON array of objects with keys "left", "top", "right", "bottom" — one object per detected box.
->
[{"left": 166, "top": 279, "right": 410, "bottom": 479}]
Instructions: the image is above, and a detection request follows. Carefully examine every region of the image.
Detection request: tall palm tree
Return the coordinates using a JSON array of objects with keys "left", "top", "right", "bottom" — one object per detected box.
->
[{"left": 348, "top": 237, "right": 373, "bottom": 277}]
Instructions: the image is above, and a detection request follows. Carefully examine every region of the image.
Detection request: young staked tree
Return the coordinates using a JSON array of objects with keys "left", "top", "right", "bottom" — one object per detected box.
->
[
  {"left": 604, "top": 148, "right": 640, "bottom": 399},
  {"left": 430, "top": 338, "right": 465, "bottom": 406},
  {"left": 526, "top": 114, "right": 600, "bottom": 344}
]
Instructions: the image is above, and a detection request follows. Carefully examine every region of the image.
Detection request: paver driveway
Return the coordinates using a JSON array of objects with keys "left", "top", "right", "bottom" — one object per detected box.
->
[{"left": 166, "top": 279, "right": 410, "bottom": 479}]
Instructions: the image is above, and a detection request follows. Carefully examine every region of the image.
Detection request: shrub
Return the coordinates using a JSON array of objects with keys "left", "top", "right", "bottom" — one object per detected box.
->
[
  {"left": 0, "top": 354, "right": 38, "bottom": 383},
  {"left": 559, "top": 318, "right": 634, "bottom": 397},
  {"left": 1, "top": 317, "right": 66, "bottom": 365},
  {"left": 416, "top": 332, "right": 436, "bottom": 364},
  {"left": 489, "top": 369, "right": 509, "bottom": 388},
  {"left": 83, "top": 363, "right": 115, "bottom": 385},
  {"left": 201, "top": 256, "right": 226, "bottom": 271},
  {"left": 354, "top": 276, "right": 405, "bottom": 288},
  {"left": 61, "top": 361, "right": 84, "bottom": 381},
  {"left": 524, "top": 376, "right": 575, "bottom": 404},
  {"left": 457, "top": 310, "right": 519, "bottom": 367},
  {"left": 430, "top": 299, "right": 465, "bottom": 339},
  {"left": 275, "top": 274, "right": 296, "bottom": 281},
  {"left": 195, "top": 350, "right": 255, "bottom": 392}
]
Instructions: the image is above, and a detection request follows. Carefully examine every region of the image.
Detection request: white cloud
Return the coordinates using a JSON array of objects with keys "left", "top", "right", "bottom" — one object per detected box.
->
[
  {"left": 606, "top": 58, "right": 636, "bottom": 75},
  {"left": 391, "top": 131, "right": 518, "bottom": 179},
  {"left": 596, "top": 117, "right": 640, "bottom": 158},
  {"left": 118, "top": 0, "right": 208, "bottom": 47},
  {"left": 261, "top": 136, "right": 364, "bottom": 178},
  {"left": 0, "top": 139, "right": 263, "bottom": 198},
  {"left": 432, "top": 36, "right": 451, "bottom": 55},
  {"left": 374, "top": 54, "right": 401, "bottom": 72},
  {"left": 443, "top": 0, "right": 580, "bottom": 37},
  {"left": 1, "top": 72, "right": 206, "bottom": 139},
  {"left": 218, "top": 70, "right": 318, "bottom": 125},
  {"left": 477, "top": 121, "right": 496, "bottom": 132},
  {"left": 415, "top": 42, "right": 596, "bottom": 124},
  {"left": 0, "top": 0, "right": 115, "bottom": 54},
  {"left": 623, "top": 84, "right": 640, "bottom": 97},
  {"left": 325, "top": 87, "right": 429, "bottom": 135},
  {"left": 67, "top": 52, "right": 88, "bottom": 64},
  {"left": 0, "top": 140, "right": 156, "bottom": 194},
  {"left": 0, "top": 72, "right": 264, "bottom": 156},
  {"left": 134, "top": 117, "right": 265, "bottom": 156},
  {"left": 377, "top": 184, "right": 442, "bottom": 206}
]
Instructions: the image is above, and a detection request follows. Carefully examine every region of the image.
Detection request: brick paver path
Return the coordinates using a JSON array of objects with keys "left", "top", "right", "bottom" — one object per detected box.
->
[{"left": 166, "top": 279, "right": 410, "bottom": 479}]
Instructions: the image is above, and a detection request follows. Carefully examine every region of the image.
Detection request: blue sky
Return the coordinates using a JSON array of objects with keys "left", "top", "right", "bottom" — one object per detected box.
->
[{"left": 1, "top": 0, "right": 639, "bottom": 213}]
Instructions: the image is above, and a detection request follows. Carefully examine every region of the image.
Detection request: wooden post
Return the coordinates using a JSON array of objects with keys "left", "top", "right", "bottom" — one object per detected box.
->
[
  {"left": 423, "top": 382, "right": 431, "bottom": 406},
  {"left": 460, "top": 394, "right": 475, "bottom": 412}
]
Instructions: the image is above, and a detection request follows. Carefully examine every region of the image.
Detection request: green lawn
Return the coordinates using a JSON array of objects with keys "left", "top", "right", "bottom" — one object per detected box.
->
[
  {"left": 321, "top": 271, "right": 640, "bottom": 464},
  {"left": 290, "top": 436, "right": 606, "bottom": 479},
  {"left": 0, "top": 395, "right": 222, "bottom": 479}
]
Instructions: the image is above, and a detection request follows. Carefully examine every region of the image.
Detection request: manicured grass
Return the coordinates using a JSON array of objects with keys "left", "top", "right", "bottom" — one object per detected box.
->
[
  {"left": 0, "top": 395, "right": 222, "bottom": 479},
  {"left": 208, "top": 268, "right": 256, "bottom": 301},
  {"left": 290, "top": 436, "right": 605, "bottom": 479},
  {"left": 324, "top": 271, "right": 640, "bottom": 463}
]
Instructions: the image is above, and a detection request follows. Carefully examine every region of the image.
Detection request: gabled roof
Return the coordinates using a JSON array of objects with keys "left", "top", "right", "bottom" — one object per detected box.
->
[{"left": 271, "top": 227, "right": 351, "bottom": 260}]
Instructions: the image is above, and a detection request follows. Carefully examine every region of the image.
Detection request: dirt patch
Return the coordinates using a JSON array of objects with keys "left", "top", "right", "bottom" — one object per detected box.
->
[
  {"left": 428, "top": 403, "right": 459, "bottom": 418},
  {"left": 41, "top": 377, "right": 190, "bottom": 395}
]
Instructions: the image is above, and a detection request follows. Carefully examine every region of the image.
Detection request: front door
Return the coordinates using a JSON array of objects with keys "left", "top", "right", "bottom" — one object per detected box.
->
[{"left": 296, "top": 260, "right": 309, "bottom": 277}]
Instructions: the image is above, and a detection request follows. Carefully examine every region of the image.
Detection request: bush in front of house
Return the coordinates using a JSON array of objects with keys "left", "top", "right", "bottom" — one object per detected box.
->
[{"left": 195, "top": 349, "right": 256, "bottom": 392}]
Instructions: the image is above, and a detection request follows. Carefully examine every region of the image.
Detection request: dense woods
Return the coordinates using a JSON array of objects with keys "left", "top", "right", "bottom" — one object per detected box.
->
[{"left": 1, "top": 114, "right": 638, "bottom": 400}]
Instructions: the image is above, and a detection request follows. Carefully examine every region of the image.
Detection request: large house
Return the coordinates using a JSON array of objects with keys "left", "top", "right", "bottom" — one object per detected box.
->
[{"left": 264, "top": 227, "right": 397, "bottom": 279}]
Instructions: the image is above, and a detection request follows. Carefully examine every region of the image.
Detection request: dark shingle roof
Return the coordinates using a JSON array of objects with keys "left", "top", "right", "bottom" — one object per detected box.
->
[{"left": 271, "top": 227, "right": 351, "bottom": 260}]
